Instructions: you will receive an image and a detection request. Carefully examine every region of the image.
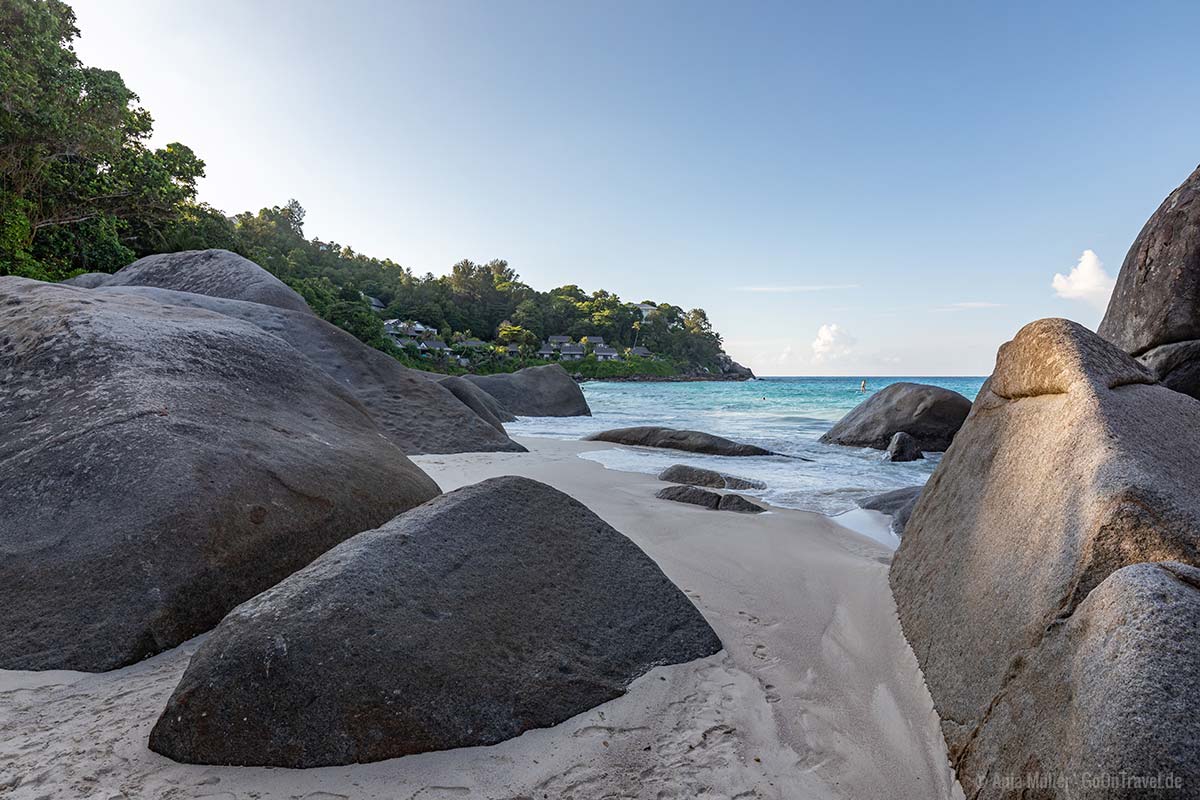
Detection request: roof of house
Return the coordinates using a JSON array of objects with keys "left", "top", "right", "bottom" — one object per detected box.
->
[
  {"left": 594, "top": 345, "right": 618, "bottom": 356},
  {"left": 364, "top": 294, "right": 386, "bottom": 310},
  {"left": 630, "top": 345, "right": 652, "bottom": 356},
  {"left": 586, "top": 336, "right": 605, "bottom": 345},
  {"left": 423, "top": 339, "right": 449, "bottom": 350},
  {"left": 537, "top": 344, "right": 555, "bottom": 354},
  {"left": 506, "top": 343, "right": 521, "bottom": 351},
  {"left": 559, "top": 344, "right": 584, "bottom": 355},
  {"left": 548, "top": 335, "right": 572, "bottom": 343},
  {"left": 461, "top": 339, "right": 488, "bottom": 348}
]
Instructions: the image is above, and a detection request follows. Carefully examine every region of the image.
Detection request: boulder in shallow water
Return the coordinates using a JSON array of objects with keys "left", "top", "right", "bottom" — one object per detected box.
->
[
  {"left": 84, "top": 285, "right": 522, "bottom": 455},
  {"left": 65, "top": 249, "right": 313, "bottom": 314},
  {"left": 464, "top": 364, "right": 591, "bottom": 417},
  {"left": 656, "top": 484, "right": 722, "bottom": 509},
  {"left": 1098, "top": 165, "right": 1200, "bottom": 399},
  {"left": 819, "top": 382, "right": 970, "bottom": 451},
  {"left": 589, "top": 426, "right": 773, "bottom": 456},
  {"left": 657, "top": 464, "right": 766, "bottom": 490},
  {"left": 0, "top": 278, "right": 440, "bottom": 672},
  {"left": 883, "top": 431, "right": 923, "bottom": 462},
  {"left": 148, "top": 476, "right": 721, "bottom": 767},
  {"left": 891, "top": 318, "right": 1200, "bottom": 796}
]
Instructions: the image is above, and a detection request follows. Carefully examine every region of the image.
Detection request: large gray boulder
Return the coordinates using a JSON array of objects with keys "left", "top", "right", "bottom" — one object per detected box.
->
[
  {"left": 148, "top": 477, "right": 721, "bottom": 767},
  {"left": 1098, "top": 165, "right": 1200, "bottom": 399},
  {"left": 464, "top": 364, "right": 591, "bottom": 417},
  {"left": 959, "top": 562, "right": 1200, "bottom": 796},
  {"left": 891, "top": 318, "right": 1200, "bottom": 797},
  {"left": 820, "top": 382, "right": 971, "bottom": 451},
  {"left": 587, "top": 426, "right": 773, "bottom": 456},
  {"left": 438, "top": 374, "right": 517, "bottom": 433},
  {"left": 658, "top": 464, "right": 765, "bottom": 490},
  {"left": 65, "top": 249, "right": 312, "bottom": 314},
  {"left": 0, "top": 278, "right": 441, "bottom": 672},
  {"left": 84, "top": 285, "right": 522, "bottom": 455},
  {"left": 857, "top": 485, "right": 922, "bottom": 536}
]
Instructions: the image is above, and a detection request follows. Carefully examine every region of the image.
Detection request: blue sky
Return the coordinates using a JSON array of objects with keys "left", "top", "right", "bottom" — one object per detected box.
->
[{"left": 73, "top": 0, "right": 1200, "bottom": 375}]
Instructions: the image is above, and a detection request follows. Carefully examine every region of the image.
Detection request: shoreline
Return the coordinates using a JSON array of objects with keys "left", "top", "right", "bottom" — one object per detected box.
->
[
  {"left": 0, "top": 437, "right": 959, "bottom": 799},
  {"left": 576, "top": 373, "right": 755, "bottom": 383}
]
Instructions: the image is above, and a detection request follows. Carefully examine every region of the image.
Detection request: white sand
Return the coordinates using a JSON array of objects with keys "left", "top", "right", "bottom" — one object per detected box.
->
[{"left": 0, "top": 436, "right": 961, "bottom": 799}]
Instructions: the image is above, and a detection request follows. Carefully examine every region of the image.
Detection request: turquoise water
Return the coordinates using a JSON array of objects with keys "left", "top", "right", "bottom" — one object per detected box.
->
[{"left": 506, "top": 376, "right": 986, "bottom": 515}]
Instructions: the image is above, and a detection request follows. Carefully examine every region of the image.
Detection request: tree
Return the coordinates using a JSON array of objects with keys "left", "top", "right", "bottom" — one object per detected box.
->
[
  {"left": 497, "top": 322, "right": 538, "bottom": 348},
  {"left": 1, "top": 0, "right": 206, "bottom": 279}
]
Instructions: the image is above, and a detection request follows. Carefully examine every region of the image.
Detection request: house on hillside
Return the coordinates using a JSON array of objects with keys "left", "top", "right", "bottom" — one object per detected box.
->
[
  {"left": 537, "top": 342, "right": 555, "bottom": 358},
  {"left": 547, "top": 335, "right": 572, "bottom": 349},
  {"left": 593, "top": 344, "right": 620, "bottom": 361},
  {"left": 505, "top": 343, "right": 521, "bottom": 355},
  {"left": 635, "top": 303, "right": 658, "bottom": 319},
  {"left": 559, "top": 343, "right": 584, "bottom": 361},
  {"left": 385, "top": 320, "right": 432, "bottom": 337},
  {"left": 584, "top": 336, "right": 605, "bottom": 346},
  {"left": 460, "top": 339, "right": 488, "bottom": 349},
  {"left": 629, "top": 345, "right": 653, "bottom": 358},
  {"left": 362, "top": 293, "right": 386, "bottom": 311},
  {"left": 421, "top": 339, "right": 450, "bottom": 353}
]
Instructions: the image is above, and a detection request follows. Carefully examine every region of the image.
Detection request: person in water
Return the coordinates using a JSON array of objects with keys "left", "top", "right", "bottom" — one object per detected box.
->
[{"left": 859, "top": 380, "right": 867, "bottom": 393}]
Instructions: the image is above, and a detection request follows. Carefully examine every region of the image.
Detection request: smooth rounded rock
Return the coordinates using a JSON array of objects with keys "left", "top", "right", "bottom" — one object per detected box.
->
[
  {"left": 589, "top": 426, "right": 772, "bottom": 456},
  {"left": 88, "top": 285, "right": 523, "bottom": 455},
  {"left": 439, "top": 375, "right": 517, "bottom": 432},
  {"left": 819, "top": 382, "right": 971, "bottom": 452},
  {"left": 883, "top": 432, "right": 923, "bottom": 462},
  {"left": 0, "top": 278, "right": 441, "bottom": 672},
  {"left": 655, "top": 484, "right": 722, "bottom": 509},
  {"left": 657, "top": 464, "right": 766, "bottom": 490},
  {"left": 148, "top": 476, "right": 721, "bottom": 767},
  {"left": 717, "top": 494, "right": 765, "bottom": 514},
  {"left": 465, "top": 364, "right": 591, "bottom": 417},
  {"left": 891, "top": 319, "right": 1200, "bottom": 796},
  {"left": 67, "top": 249, "right": 313, "bottom": 313}
]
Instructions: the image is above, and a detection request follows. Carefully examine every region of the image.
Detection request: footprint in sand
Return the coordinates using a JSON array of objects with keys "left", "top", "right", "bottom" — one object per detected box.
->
[{"left": 747, "top": 641, "right": 781, "bottom": 671}]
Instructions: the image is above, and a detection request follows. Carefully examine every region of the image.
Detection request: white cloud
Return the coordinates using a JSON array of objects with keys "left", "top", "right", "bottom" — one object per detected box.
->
[
  {"left": 1052, "top": 250, "right": 1115, "bottom": 309},
  {"left": 811, "top": 323, "right": 856, "bottom": 363},
  {"left": 736, "top": 284, "right": 860, "bottom": 293}
]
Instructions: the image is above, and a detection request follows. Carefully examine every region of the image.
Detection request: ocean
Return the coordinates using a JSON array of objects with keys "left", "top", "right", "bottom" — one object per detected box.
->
[{"left": 506, "top": 376, "right": 986, "bottom": 516}]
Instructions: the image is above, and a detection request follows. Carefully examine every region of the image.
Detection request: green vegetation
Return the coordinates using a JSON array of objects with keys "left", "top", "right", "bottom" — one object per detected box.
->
[
  {"left": 0, "top": 0, "right": 733, "bottom": 378},
  {"left": 1, "top": 0, "right": 204, "bottom": 280}
]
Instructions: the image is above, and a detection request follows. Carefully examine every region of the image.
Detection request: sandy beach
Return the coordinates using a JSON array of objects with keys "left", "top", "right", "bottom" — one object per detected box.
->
[{"left": 0, "top": 437, "right": 960, "bottom": 799}]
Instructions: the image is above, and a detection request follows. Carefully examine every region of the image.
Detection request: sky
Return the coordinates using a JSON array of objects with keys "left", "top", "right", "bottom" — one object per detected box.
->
[{"left": 71, "top": 0, "right": 1200, "bottom": 375}]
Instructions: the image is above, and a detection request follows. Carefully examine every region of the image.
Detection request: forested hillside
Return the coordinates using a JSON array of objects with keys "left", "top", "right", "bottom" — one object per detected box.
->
[{"left": 0, "top": 0, "right": 734, "bottom": 376}]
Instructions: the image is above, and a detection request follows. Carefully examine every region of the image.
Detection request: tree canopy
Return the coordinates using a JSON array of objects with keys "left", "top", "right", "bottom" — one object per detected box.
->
[{"left": 1, "top": 0, "right": 205, "bottom": 279}]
